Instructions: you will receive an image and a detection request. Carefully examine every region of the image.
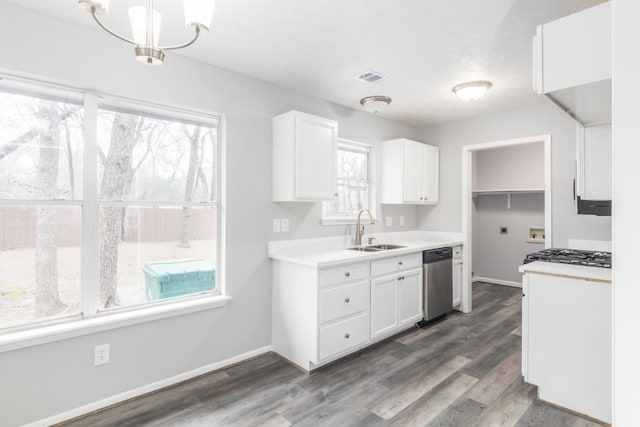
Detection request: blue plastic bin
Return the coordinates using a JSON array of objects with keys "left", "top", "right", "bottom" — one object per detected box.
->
[{"left": 143, "top": 258, "right": 216, "bottom": 300}]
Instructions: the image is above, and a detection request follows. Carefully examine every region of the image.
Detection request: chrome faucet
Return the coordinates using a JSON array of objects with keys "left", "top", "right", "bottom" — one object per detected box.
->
[{"left": 355, "top": 208, "right": 375, "bottom": 246}]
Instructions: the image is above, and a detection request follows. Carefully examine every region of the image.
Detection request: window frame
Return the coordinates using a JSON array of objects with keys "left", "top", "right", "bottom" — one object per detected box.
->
[
  {"left": 0, "top": 74, "right": 227, "bottom": 345},
  {"left": 322, "top": 139, "right": 376, "bottom": 225}
]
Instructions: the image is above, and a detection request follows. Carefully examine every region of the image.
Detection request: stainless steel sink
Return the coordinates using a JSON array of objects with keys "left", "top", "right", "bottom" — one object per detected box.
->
[
  {"left": 346, "top": 244, "right": 407, "bottom": 252},
  {"left": 368, "top": 244, "right": 407, "bottom": 250}
]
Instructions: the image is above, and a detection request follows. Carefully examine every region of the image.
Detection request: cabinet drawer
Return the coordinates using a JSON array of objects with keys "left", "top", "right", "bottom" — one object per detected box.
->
[
  {"left": 318, "top": 312, "right": 369, "bottom": 361},
  {"left": 319, "top": 262, "right": 369, "bottom": 287},
  {"left": 319, "top": 281, "right": 368, "bottom": 324},
  {"left": 453, "top": 246, "right": 462, "bottom": 260},
  {"left": 371, "top": 253, "right": 421, "bottom": 277}
]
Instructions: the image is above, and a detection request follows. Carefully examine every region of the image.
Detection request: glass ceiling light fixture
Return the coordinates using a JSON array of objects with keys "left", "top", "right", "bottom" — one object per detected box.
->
[
  {"left": 78, "top": 0, "right": 215, "bottom": 66},
  {"left": 452, "top": 81, "right": 493, "bottom": 101},
  {"left": 360, "top": 96, "right": 392, "bottom": 114}
]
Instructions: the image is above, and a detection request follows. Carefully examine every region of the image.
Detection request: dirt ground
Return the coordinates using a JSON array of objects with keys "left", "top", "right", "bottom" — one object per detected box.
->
[{"left": 0, "top": 239, "right": 217, "bottom": 330}]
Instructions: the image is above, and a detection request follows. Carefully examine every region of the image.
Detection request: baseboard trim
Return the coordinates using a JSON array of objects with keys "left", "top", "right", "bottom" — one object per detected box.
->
[
  {"left": 473, "top": 276, "right": 522, "bottom": 288},
  {"left": 27, "top": 345, "right": 273, "bottom": 427}
]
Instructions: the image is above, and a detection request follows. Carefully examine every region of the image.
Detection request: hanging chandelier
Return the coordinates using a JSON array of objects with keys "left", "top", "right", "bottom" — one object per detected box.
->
[{"left": 78, "top": 0, "right": 215, "bottom": 66}]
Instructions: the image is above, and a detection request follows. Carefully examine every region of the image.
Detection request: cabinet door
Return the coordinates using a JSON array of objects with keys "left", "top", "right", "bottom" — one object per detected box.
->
[
  {"left": 581, "top": 124, "right": 611, "bottom": 200},
  {"left": 422, "top": 144, "right": 439, "bottom": 203},
  {"left": 540, "top": 2, "right": 611, "bottom": 93},
  {"left": 294, "top": 113, "right": 337, "bottom": 200},
  {"left": 402, "top": 140, "right": 423, "bottom": 203},
  {"left": 452, "top": 260, "right": 462, "bottom": 307},
  {"left": 398, "top": 269, "right": 423, "bottom": 326},
  {"left": 371, "top": 275, "right": 398, "bottom": 339}
]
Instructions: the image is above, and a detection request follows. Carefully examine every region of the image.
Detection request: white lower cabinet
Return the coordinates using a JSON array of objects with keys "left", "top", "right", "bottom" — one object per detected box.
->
[
  {"left": 272, "top": 250, "right": 427, "bottom": 372},
  {"left": 452, "top": 259, "right": 462, "bottom": 307},
  {"left": 371, "top": 255, "right": 423, "bottom": 340},
  {"left": 371, "top": 275, "right": 399, "bottom": 338},
  {"left": 397, "top": 269, "right": 423, "bottom": 326},
  {"left": 318, "top": 312, "right": 369, "bottom": 361},
  {"left": 521, "top": 271, "right": 611, "bottom": 423},
  {"left": 319, "top": 280, "right": 368, "bottom": 324}
]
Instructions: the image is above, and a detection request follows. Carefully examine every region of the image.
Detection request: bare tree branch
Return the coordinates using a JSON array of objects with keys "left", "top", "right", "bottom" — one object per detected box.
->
[{"left": 0, "top": 129, "right": 38, "bottom": 161}]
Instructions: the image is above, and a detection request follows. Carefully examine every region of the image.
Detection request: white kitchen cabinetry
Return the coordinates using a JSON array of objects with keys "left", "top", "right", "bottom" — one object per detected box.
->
[
  {"left": 371, "top": 275, "right": 398, "bottom": 338},
  {"left": 272, "top": 260, "right": 370, "bottom": 371},
  {"left": 521, "top": 271, "right": 611, "bottom": 424},
  {"left": 272, "top": 250, "right": 425, "bottom": 371},
  {"left": 532, "top": 2, "right": 611, "bottom": 124},
  {"left": 577, "top": 123, "right": 612, "bottom": 202},
  {"left": 370, "top": 253, "right": 423, "bottom": 340},
  {"left": 380, "top": 138, "right": 439, "bottom": 204},
  {"left": 272, "top": 110, "right": 338, "bottom": 202},
  {"left": 452, "top": 246, "right": 462, "bottom": 308}
]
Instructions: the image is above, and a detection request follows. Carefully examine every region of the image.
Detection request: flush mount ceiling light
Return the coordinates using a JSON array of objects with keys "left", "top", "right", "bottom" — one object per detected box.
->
[
  {"left": 360, "top": 96, "right": 392, "bottom": 114},
  {"left": 452, "top": 81, "right": 493, "bottom": 101},
  {"left": 78, "top": 0, "right": 215, "bottom": 66}
]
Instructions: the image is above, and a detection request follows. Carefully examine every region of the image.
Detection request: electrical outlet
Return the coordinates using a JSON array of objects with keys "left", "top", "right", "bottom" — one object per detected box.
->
[
  {"left": 399, "top": 216, "right": 405, "bottom": 227},
  {"left": 385, "top": 216, "right": 393, "bottom": 227},
  {"left": 281, "top": 218, "right": 290, "bottom": 232},
  {"left": 500, "top": 226, "right": 508, "bottom": 234},
  {"left": 94, "top": 344, "right": 110, "bottom": 366},
  {"left": 272, "top": 218, "right": 281, "bottom": 233}
]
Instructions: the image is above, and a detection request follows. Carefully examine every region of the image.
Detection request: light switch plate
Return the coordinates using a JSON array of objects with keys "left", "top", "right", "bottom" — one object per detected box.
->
[
  {"left": 399, "top": 216, "right": 405, "bottom": 227},
  {"left": 273, "top": 218, "right": 281, "bottom": 233},
  {"left": 385, "top": 217, "right": 393, "bottom": 227},
  {"left": 281, "top": 218, "right": 290, "bottom": 232}
]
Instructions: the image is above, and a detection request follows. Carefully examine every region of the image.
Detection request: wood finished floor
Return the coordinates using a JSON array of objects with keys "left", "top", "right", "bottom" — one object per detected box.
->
[{"left": 61, "top": 283, "right": 604, "bottom": 427}]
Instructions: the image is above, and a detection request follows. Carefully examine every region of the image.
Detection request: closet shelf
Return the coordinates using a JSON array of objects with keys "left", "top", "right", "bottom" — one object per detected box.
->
[{"left": 472, "top": 189, "right": 545, "bottom": 196}]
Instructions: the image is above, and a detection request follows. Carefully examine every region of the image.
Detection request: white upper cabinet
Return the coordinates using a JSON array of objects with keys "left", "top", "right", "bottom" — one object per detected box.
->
[
  {"left": 380, "top": 138, "right": 439, "bottom": 205},
  {"left": 273, "top": 111, "right": 338, "bottom": 202},
  {"left": 533, "top": 2, "right": 611, "bottom": 124},
  {"left": 577, "top": 123, "right": 612, "bottom": 201}
]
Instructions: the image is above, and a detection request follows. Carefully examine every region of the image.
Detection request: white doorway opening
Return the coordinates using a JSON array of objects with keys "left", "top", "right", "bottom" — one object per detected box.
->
[{"left": 460, "top": 135, "right": 552, "bottom": 313}]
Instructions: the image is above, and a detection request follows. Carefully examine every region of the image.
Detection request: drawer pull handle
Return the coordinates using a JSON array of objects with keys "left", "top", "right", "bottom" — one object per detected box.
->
[
  {"left": 345, "top": 272, "right": 350, "bottom": 277},
  {"left": 398, "top": 276, "right": 405, "bottom": 281},
  {"left": 398, "top": 261, "right": 403, "bottom": 266},
  {"left": 344, "top": 297, "right": 350, "bottom": 303},
  {"left": 344, "top": 333, "right": 350, "bottom": 339}
]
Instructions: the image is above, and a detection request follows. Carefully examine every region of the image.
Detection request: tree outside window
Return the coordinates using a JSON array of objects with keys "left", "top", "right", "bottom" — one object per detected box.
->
[
  {"left": 0, "top": 79, "right": 220, "bottom": 330},
  {"left": 323, "top": 141, "right": 371, "bottom": 220}
]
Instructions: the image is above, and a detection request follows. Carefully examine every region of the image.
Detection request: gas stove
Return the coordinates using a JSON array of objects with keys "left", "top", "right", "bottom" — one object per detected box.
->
[{"left": 523, "top": 248, "right": 611, "bottom": 268}]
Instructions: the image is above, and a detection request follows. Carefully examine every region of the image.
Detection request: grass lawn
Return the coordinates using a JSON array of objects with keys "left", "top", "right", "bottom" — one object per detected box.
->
[{"left": 0, "top": 239, "right": 217, "bottom": 330}]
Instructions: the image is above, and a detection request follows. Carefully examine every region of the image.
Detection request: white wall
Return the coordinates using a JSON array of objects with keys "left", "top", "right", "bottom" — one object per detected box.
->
[
  {"left": 612, "top": 1, "right": 640, "bottom": 425},
  {"left": 416, "top": 102, "right": 611, "bottom": 248},
  {"left": 474, "top": 143, "right": 545, "bottom": 191},
  {"left": 0, "top": 4, "right": 419, "bottom": 425},
  {"left": 472, "top": 194, "right": 545, "bottom": 283}
]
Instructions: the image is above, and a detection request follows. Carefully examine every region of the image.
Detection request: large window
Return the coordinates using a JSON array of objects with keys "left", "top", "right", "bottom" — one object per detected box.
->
[
  {"left": 323, "top": 140, "right": 372, "bottom": 221},
  {"left": 0, "top": 78, "right": 220, "bottom": 331}
]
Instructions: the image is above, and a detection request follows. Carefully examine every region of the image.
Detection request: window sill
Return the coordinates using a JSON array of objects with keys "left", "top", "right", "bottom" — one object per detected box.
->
[
  {"left": 321, "top": 217, "right": 378, "bottom": 226},
  {"left": 0, "top": 294, "right": 231, "bottom": 354}
]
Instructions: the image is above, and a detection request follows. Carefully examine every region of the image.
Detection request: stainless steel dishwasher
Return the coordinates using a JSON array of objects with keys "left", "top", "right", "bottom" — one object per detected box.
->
[{"left": 419, "top": 247, "right": 453, "bottom": 326}]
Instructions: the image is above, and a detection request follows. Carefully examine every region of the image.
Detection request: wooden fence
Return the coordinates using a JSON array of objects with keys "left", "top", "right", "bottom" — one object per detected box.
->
[{"left": 0, "top": 206, "right": 216, "bottom": 250}]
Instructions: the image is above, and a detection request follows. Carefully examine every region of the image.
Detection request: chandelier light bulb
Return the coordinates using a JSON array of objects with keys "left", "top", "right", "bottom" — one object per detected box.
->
[{"left": 78, "top": 0, "right": 212, "bottom": 66}]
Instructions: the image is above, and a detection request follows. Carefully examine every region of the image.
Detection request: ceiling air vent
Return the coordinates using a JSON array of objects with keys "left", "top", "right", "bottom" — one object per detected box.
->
[{"left": 354, "top": 70, "right": 387, "bottom": 84}]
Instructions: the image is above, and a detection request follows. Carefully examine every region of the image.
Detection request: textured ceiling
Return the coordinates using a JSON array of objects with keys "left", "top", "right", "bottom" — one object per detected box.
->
[{"left": 4, "top": 0, "right": 607, "bottom": 126}]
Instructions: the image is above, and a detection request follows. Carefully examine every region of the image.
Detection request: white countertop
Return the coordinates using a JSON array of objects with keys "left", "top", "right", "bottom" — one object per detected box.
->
[
  {"left": 268, "top": 231, "right": 463, "bottom": 268},
  {"left": 519, "top": 261, "right": 611, "bottom": 283}
]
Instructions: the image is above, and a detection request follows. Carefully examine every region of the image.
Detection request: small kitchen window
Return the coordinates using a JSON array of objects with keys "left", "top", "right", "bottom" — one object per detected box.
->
[{"left": 322, "top": 140, "right": 374, "bottom": 224}]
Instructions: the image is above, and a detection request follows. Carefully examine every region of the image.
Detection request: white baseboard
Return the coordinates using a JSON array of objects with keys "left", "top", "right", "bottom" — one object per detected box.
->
[
  {"left": 473, "top": 276, "right": 522, "bottom": 288},
  {"left": 26, "top": 345, "right": 273, "bottom": 427}
]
